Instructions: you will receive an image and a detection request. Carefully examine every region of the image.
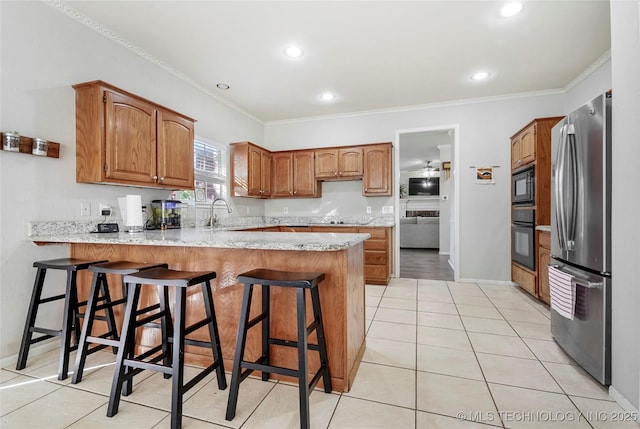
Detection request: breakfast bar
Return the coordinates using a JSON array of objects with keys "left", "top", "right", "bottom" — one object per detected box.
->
[{"left": 29, "top": 229, "right": 369, "bottom": 392}]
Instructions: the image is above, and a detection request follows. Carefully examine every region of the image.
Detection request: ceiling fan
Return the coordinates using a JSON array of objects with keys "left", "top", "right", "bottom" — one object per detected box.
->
[{"left": 422, "top": 161, "right": 440, "bottom": 178}]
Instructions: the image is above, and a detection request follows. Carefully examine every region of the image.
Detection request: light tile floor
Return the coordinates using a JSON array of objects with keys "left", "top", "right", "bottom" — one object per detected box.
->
[{"left": 2, "top": 278, "right": 638, "bottom": 428}]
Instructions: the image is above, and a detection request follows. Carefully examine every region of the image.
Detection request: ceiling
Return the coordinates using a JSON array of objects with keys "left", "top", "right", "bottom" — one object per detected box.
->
[{"left": 57, "top": 1, "right": 611, "bottom": 125}]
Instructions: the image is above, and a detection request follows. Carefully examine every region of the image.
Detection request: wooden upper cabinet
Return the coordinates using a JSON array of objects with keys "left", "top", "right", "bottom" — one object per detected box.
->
[
  {"left": 157, "top": 110, "right": 195, "bottom": 189},
  {"left": 74, "top": 80, "right": 195, "bottom": 189},
  {"left": 315, "top": 147, "right": 363, "bottom": 180},
  {"left": 272, "top": 150, "right": 318, "bottom": 198},
  {"left": 271, "top": 152, "right": 294, "bottom": 197},
  {"left": 511, "top": 123, "right": 537, "bottom": 169},
  {"left": 231, "top": 141, "right": 271, "bottom": 198},
  {"left": 363, "top": 143, "right": 392, "bottom": 196}
]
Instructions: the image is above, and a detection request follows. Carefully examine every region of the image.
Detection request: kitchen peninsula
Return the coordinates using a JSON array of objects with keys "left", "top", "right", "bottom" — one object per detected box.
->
[{"left": 28, "top": 228, "right": 369, "bottom": 392}]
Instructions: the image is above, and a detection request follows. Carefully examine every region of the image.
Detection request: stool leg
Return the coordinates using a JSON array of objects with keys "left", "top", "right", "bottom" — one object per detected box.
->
[
  {"left": 201, "top": 281, "right": 227, "bottom": 390},
  {"left": 310, "top": 286, "right": 332, "bottom": 393},
  {"left": 261, "top": 284, "right": 270, "bottom": 381},
  {"left": 107, "top": 283, "right": 140, "bottom": 417},
  {"left": 225, "top": 283, "right": 254, "bottom": 421},
  {"left": 99, "top": 274, "right": 120, "bottom": 354},
  {"left": 170, "top": 287, "right": 186, "bottom": 429},
  {"left": 16, "top": 267, "right": 47, "bottom": 370},
  {"left": 58, "top": 270, "right": 78, "bottom": 380},
  {"left": 158, "top": 285, "right": 173, "bottom": 379},
  {"left": 296, "top": 288, "right": 311, "bottom": 429},
  {"left": 72, "top": 272, "right": 103, "bottom": 384}
]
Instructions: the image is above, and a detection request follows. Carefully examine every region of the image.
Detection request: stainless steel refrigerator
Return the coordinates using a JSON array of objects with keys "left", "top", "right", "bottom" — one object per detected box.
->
[{"left": 550, "top": 91, "right": 612, "bottom": 385}]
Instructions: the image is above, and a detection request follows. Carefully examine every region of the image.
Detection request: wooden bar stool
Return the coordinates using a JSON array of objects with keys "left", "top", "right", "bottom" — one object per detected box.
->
[
  {"left": 225, "top": 268, "right": 331, "bottom": 429},
  {"left": 16, "top": 257, "right": 108, "bottom": 380},
  {"left": 107, "top": 267, "right": 227, "bottom": 429},
  {"left": 71, "top": 261, "right": 169, "bottom": 384}
]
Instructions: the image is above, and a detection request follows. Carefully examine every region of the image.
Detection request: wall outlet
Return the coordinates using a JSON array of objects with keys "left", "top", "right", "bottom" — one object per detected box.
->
[
  {"left": 80, "top": 201, "right": 91, "bottom": 217},
  {"left": 382, "top": 206, "right": 393, "bottom": 214},
  {"left": 366, "top": 206, "right": 372, "bottom": 214},
  {"left": 284, "top": 207, "right": 288, "bottom": 214},
  {"left": 441, "top": 195, "right": 449, "bottom": 200},
  {"left": 99, "top": 204, "right": 112, "bottom": 216}
]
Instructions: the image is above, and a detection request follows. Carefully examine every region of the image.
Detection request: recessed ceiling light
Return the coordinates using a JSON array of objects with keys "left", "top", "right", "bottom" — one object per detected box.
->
[
  {"left": 471, "top": 71, "right": 491, "bottom": 81},
  {"left": 216, "top": 83, "right": 230, "bottom": 90},
  {"left": 501, "top": 2, "right": 523, "bottom": 17},
  {"left": 283, "top": 45, "right": 304, "bottom": 58},
  {"left": 320, "top": 92, "right": 336, "bottom": 102}
]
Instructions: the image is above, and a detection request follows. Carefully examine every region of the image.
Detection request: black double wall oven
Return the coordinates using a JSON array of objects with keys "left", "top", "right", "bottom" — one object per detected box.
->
[{"left": 511, "top": 166, "right": 535, "bottom": 270}]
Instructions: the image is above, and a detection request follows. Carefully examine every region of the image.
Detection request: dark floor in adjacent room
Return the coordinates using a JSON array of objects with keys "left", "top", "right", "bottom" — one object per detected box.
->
[{"left": 400, "top": 248, "right": 453, "bottom": 281}]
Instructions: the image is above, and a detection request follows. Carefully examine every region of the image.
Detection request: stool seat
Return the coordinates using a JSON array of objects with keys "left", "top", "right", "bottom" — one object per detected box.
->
[
  {"left": 17, "top": 258, "right": 108, "bottom": 380},
  {"left": 33, "top": 258, "right": 107, "bottom": 271},
  {"left": 108, "top": 267, "right": 226, "bottom": 429},
  {"left": 72, "top": 261, "right": 169, "bottom": 384},
  {"left": 226, "top": 268, "right": 331, "bottom": 429},
  {"left": 124, "top": 268, "right": 217, "bottom": 287},
  {"left": 238, "top": 269, "right": 325, "bottom": 288}
]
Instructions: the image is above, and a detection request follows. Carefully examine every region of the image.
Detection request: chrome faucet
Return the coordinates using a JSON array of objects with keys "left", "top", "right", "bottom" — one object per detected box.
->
[{"left": 209, "top": 197, "right": 232, "bottom": 227}]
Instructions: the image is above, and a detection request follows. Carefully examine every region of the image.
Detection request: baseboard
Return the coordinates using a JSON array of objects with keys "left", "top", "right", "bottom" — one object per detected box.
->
[
  {"left": 0, "top": 339, "right": 58, "bottom": 369},
  {"left": 456, "top": 278, "right": 519, "bottom": 286},
  {"left": 608, "top": 385, "right": 640, "bottom": 419}
]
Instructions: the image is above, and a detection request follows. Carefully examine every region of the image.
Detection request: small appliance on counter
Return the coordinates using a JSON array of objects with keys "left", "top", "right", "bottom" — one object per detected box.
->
[{"left": 146, "top": 199, "right": 184, "bottom": 230}]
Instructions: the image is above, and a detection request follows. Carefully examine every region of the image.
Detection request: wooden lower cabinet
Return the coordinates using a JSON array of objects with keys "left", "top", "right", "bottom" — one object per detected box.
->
[
  {"left": 537, "top": 230, "right": 551, "bottom": 304},
  {"left": 511, "top": 262, "right": 536, "bottom": 297},
  {"left": 310, "top": 226, "right": 392, "bottom": 285}
]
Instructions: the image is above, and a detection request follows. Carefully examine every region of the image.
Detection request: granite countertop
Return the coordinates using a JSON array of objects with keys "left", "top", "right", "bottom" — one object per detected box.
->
[
  {"left": 536, "top": 225, "right": 551, "bottom": 232},
  {"left": 28, "top": 229, "right": 370, "bottom": 252}
]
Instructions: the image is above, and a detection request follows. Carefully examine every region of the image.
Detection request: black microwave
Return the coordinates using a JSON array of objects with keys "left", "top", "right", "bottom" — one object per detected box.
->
[{"left": 512, "top": 166, "right": 534, "bottom": 205}]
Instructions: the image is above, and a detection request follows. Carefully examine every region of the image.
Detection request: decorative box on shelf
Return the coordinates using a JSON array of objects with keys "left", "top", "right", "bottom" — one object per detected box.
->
[{"left": 1, "top": 131, "right": 60, "bottom": 158}]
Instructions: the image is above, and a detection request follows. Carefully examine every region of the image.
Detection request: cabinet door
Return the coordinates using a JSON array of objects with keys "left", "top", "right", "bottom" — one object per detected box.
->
[
  {"left": 338, "top": 148, "right": 363, "bottom": 178},
  {"left": 363, "top": 145, "right": 391, "bottom": 196},
  {"left": 314, "top": 149, "right": 339, "bottom": 178},
  {"left": 293, "top": 151, "right": 317, "bottom": 197},
  {"left": 538, "top": 246, "right": 551, "bottom": 304},
  {"left": 519, "top": 125, "right": 536, "bottom": 165},
  {"left": 511, "top": 137, "right": 521, "bottom": 169},
  {"left": 272, "top": 152, "right": 294, "bottom": 197},
  {"left": 260, "top": 150, "right": 272, "bottom": 197},
  {"left": 247, "top": 145, "right": 264, "bottom": 196},
  {"left": 105, "top": 90, "right": 157, "bottom": 184},
  {"left": 157, "top": 109, "right": 194, "bottom": 189}
]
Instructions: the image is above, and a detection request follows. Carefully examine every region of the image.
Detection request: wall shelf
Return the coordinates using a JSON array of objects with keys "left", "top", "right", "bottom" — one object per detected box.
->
[{"left": 1, "top": 131, "right": 60, "bottom": 158}]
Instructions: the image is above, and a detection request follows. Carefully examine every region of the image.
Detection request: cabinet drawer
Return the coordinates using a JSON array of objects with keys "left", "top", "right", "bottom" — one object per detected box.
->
[
  {"left": 311, "top": 226, "right": 357, "bottom": 233},
  {"left": 364, "top": 239, "right": 386, "bottom": 251},
  {"left": 512, "top": 263, "right": 536, "bottom": 297},
  {"left": 358, "top": 227, "right": 386, "bottom": 239},
  {"left": 539, "top": 230, "right": 551, "bottom": 249},
  {"left": 365, "top": 250, "right": 387, "bottom": 265}
]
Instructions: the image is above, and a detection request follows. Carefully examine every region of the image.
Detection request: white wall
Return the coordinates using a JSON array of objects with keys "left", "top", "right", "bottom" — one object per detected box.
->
[
  {"left": 609, "top": 0, "right": 640, "bottom": 413},
  {"left": 0, "top": 1, "right": 264, "bottom": 361},
  {"left": 265, "top": 94, "right": 566, "bottom": 282}
]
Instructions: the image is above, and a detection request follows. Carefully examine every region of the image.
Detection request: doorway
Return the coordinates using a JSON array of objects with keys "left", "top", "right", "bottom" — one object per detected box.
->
[{"left": 394, "top": 125, "right": 460, "bottom": 281}]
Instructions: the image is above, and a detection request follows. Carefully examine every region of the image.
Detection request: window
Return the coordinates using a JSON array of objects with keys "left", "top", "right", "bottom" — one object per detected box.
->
[{"left": 190, "top": 137, "right": 228, "bottom": 202}]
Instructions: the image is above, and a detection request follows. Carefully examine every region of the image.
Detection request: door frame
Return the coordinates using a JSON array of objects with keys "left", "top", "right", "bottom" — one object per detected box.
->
[{"left": 394, "top": 124, "right": 460, "bottom": 281}]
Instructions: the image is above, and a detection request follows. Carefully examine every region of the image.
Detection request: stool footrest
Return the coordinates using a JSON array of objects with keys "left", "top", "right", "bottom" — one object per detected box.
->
[
  {"left": 38, "top": 294, "right": 65, "bottom": 304},
  {"left": 31, "top": 327, "right": 61, "bottom": 337},
  {"left": 184, "top": 318, "right": 211, "bottom": 336},
  {"left": 135, "top": 303, "right": 161, "bottom": 316},
  {"left": 247, "top": 312, "right": 267, "bottom": 330},
  {"left": 241, "top": 360, "right": 298, "bottom": 378},
  {"left": 94, "top": 297, "right": 127, "bottom": 311},
  {"left": 183, "top": 361, "right": 221, "bottom": 393},
  {"left": 269, "top": 338, "right": 320, "bottom": 352},
  {"left": 86, "top": 335, "right": 120, "bottom": 348},
  {"left": 123, "top": 358, "right": 172, "bottom": 376},
  {"left": 134, "top": 312, "right": 164, "bottom": 328}
]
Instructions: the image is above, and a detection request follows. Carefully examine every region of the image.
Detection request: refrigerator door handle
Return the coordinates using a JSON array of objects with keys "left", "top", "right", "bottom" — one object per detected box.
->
[
  {"left": 566, "top": 124, "right": 578, "bottom": 250},
  {"left": 554, "top": 124, "right": 568, "bottom": 250}
]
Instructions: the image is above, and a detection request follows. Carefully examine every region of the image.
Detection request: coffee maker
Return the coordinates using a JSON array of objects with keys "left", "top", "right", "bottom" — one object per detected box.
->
[{"left": 147, "top": 200, "right": 183, "bottom": 230}]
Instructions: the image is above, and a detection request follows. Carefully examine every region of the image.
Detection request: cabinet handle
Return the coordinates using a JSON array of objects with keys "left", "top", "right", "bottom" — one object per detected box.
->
[
  {"left": 152, "top": 175, "right": 158, "bottom": 180},
  {"left": 339, "top": 171, "right": 342, "bottom": 176},
  {"left": 159, "top": 176, "right": 165, "bottom": 182},
  {"left": 334, "top": 171, "right": 338, "bottom": 176}
]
